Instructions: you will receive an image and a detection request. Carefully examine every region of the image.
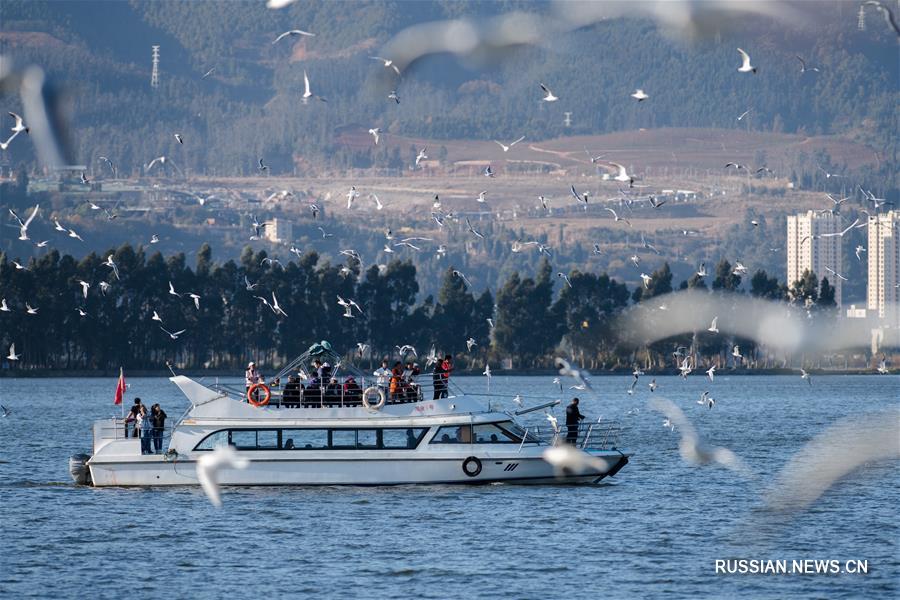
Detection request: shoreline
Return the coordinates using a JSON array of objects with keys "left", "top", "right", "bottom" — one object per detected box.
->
[{"left": 0, "top": 368, "right": 892, "bottom": 378}]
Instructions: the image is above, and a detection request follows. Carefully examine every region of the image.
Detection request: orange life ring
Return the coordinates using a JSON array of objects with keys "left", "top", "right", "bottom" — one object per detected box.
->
[{"left": 247, "top": 383, "right": 270, "bottom": 407}]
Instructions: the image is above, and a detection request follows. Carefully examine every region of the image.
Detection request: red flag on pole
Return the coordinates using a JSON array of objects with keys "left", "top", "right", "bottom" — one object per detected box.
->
[{"left": 114, "top": 367, "right": 126, "bottom": 405}]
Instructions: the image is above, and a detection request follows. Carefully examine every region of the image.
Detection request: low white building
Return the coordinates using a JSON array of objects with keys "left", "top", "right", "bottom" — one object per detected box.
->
[{"left": 264, "top": 218, "right": 293, "bottom": 243}]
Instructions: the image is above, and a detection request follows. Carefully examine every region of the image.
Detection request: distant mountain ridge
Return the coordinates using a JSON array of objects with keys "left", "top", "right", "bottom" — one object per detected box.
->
[{"left": 0, "top": 0, "right": 896, "bottom": 184}]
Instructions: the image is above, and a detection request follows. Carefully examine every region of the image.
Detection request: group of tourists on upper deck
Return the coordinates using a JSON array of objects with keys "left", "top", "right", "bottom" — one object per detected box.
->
[{"left": 242, "top": 353, "right": 454, "bottom": 405}]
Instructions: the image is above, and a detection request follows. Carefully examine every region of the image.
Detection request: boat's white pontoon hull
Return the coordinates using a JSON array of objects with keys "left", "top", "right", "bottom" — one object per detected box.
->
[{"left": 88, "top": 453, "right": 628, "bottom": 487}]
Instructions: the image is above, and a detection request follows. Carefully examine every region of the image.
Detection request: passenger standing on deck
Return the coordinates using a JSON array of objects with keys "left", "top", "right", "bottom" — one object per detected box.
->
[
  {"left": 565, "top": 398, "right": 585, "bottom": 445},
  {"left": 374, "top": 360, "right": 390, "bottom": 394},
  {"left": 389, "top": 361, "right": 404, "bottom": 400},
  {"left": 432, "top": 360, "right": 445, "bottom": 400},
  {"left": 245, "top": 361, "right": 260, "bottom": 400},
  {"left": 125, "top": 397, "right": 143, "bottom": 438},
  {"left": 439, "top": 355, "right": 453, "bottom": 398},
  {"left": 139, "top": 405, "right": 153, "bottom": 454},
  {"left": 150, "top": 403, "right": 167, "bottom": 454}
]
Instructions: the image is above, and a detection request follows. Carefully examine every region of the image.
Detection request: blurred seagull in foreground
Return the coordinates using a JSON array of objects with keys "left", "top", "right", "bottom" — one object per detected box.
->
[
  {"left": 764, "top": 411, "right": 900, "bottom": 512},
  {"left": 555, "top": 357, "right": 592, "bottom": 391},
  {"left": 542, "top": 444, "right": 609, "bottom": 477},
  {"left": 196, "top": 445, "right": 250, "bottom": 508},
  {"left": 649, "top": 397, "right": 753, "bottom": 476}
]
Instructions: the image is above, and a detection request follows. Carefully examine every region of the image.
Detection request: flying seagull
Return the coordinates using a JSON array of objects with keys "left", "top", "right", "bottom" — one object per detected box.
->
[
  {"left": 160, "top": 326, "right": 186, "bottom": 340},
  {"left": 10, "top": 204, "right": 39, "bottom": 241},
  {"left": 368, "top": 128, "right": 381, "bottom": 145},
  {"left": 737, "top": 48, "right": 757, "bottom": 73},
  {"left": 603, "top": 207, "right": 631, "bottom": 227},
  {"left": 6, "top": 343, "right": 20, "bottom": 361},
  {"left": 8, "top": 111, "right": 28, "bottom": 134},
  {"left": 369, "top": 56, "right": 400, "bottom": 75},
  {"left": 796, "top": 55, "right": 819, "bottom": 74},
  {"left": 630, "top": 89, "right": 649, "bottom": 101},
  {"left": 452, "top": 270, "right": 473, "bottom": 288},
  {"left": 540, "top": 83, "right": 558, "bottom": 102},
  {"left": 495, "top": 136, "right": 525, "bottom": 152},
  {"left": 609, "top": 162, "right": 634, "bottom": 187},
  {"left": 273, "top": 29, "right": 315, "bottom": 44},
  {"left": 302, "top": 70, "right": 326, "bottom": 103},
  {"left": 415, "top": 147, "right": 427, "bottom": 167},
  {"left": 104, "top": 255, "right": 120, "bottom": 280}
]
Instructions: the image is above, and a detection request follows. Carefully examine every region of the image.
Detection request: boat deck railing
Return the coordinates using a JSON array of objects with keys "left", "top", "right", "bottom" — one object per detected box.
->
[
  {"left": 211, "top": 376, "right": 460, "bottom": 409},
  {"left": 93, "top": 418, "right": 175, "bottom": 454},
  {"left": 527, "top": 421, "right": 624, "bottom": 451}
]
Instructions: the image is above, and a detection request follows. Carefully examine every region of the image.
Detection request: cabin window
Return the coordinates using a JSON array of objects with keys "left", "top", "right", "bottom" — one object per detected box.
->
[
  {"left": 282, "top": 429, "right": 328, "bottom": 450},
  {"left": 230, "top": 430, "right": 258, "bottom": 450},
  {"left": 330, "top": 429, "right": 356, "bottom": 449},
  {"left": 194, "top": 430, "right": 229, "bottom": 450},
  {"left": 473, "top": 424, "right": 520, "bottom": 444},
  {"left": 430, "top": 425, "right": 472, "bottom": 444},
  {"left": 257, "top": 429, "right": 279, "bottom": 450},
  {"left": 382, "top": 428, "right": 427, "bottom": 449},
  {"left": 357, "top": 429, "right": 379, "bottom": 449}
]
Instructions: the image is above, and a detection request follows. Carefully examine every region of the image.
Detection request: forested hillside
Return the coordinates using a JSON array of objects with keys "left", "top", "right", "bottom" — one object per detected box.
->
[
  {"left": 0, "top": 245, "right": 839, "bottom": 371},
  {"left": 1, "top": 0, "right": 897, "bottom": 182}
]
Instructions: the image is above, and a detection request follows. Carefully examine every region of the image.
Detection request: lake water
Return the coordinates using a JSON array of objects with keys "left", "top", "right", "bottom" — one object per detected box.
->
[{"left": 0, "top": 374, "right": 897, "bottom": 599}]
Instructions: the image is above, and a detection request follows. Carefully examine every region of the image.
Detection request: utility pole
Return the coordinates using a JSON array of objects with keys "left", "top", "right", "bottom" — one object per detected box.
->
[{"left": 151, "top": 45, "right": 160, "bottom": 89}]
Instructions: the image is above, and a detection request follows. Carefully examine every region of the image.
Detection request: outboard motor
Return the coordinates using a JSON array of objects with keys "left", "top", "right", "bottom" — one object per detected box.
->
[{"left": 69, "top": 453, "right": 92, "bottom": 486}]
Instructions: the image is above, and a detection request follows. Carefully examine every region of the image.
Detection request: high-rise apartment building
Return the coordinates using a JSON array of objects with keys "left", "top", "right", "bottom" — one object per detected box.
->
[
  {"left": 867, "top": 211, "right": 899, "bottom": 321},
  {"left": 786, "top": 210, "right": 842, "bottom": 308}
]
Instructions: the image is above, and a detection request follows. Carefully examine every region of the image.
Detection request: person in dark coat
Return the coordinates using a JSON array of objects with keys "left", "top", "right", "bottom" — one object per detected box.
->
[
  {"left": 432, "top": 360, "right": 445, "bottom": 400},
  {"left": 565, "top": 398, "right": 585, "bottom": 445},
  {"left": 150, "top": 403, "right": 167, "bottom": 454}
]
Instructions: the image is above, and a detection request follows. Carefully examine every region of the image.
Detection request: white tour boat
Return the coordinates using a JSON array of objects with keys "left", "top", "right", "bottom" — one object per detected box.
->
[{"left": 70, "top": 343, "right": 630, "bottom": 487}]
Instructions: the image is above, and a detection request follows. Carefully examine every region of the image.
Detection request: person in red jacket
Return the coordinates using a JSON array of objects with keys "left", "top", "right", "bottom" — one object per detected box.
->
[{"left": 438, "top": 354, "right": 453, "bottom": 398}]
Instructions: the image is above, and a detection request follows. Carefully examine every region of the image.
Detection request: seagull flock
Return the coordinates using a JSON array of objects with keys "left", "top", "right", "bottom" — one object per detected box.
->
[{"left": 3, "top": 7, "right": 898, "bottom": 508}]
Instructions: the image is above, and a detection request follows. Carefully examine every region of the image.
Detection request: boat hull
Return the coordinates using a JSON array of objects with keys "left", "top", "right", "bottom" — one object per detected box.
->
[{"left": 88, "top": 451, "right": 630, "bottom": 487}]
